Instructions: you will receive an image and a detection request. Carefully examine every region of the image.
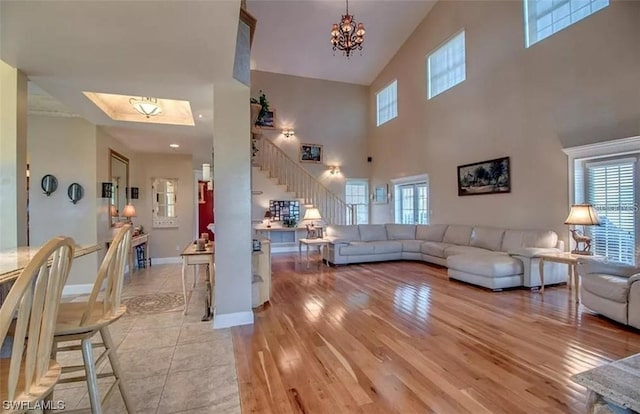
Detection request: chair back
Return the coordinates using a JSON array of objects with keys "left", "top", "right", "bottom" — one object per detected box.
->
[
  {"left": 81, "top": 224, "right": 132, "bottom": 325},
  {"left": 0, "top": 236, "right": 74, "bottom": 401}
]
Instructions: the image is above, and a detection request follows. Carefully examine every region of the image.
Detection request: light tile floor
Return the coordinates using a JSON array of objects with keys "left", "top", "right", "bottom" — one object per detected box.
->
[{"left": 54, "top": 263, "right": 241, "bottom": 414}]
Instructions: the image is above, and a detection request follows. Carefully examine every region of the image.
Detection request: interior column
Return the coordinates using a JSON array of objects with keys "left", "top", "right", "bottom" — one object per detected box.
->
[
  {"left": 212, "top": 81, "right": 253, "bottom": 328},
  {"left": 0, "top": 59, "right": 28, "bottom": 249}
]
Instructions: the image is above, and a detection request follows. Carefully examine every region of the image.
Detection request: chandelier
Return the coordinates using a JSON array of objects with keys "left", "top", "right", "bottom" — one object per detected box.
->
[
  {"left": 330, "top": 0, "right": 365, "bottom": 57},
  {"left": 129, "top": 97, "right": 162, "bottom": 118}
]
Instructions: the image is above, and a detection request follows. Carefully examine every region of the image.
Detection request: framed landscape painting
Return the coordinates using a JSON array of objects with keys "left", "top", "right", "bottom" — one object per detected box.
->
[
  {"left": 457, "top": 156, "right": 510, "bottom": 196},
  {"left": 299, "top": 143, "right": 323, "bottom": 163}
]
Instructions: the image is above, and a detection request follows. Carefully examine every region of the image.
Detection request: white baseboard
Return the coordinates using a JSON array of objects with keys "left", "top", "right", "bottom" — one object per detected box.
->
[
  {"left": 152, "top": 257, "right": 182, "bottom": 265},
  {"left": 62, "top": 284, "right": 93, "bottom": 296},
  {"left": 213, "top": 311, "right": 254, "bottom": 329}
]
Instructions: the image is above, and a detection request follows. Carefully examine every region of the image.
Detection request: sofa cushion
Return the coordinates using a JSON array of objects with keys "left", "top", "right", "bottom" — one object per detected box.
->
[
  {"left": 370, "top": 241, "right": 402, "bottom": 254},
  {"left": 470, "top": 227, "right": 505, "bottom": 251},
  {"left": 326, "top": 225, "right": 360, "bottom": 243},
  {"left": 582, "top": 274, "right": 629, "bottom": 303},
  {"left": 421, "top": 242, "right": 452, "bottom": 258},
  {"left": 416, "top": 224, "right": 448, "bottom": 242},
  {"left": 400, "top": 240, "right": 423, "bottom": 253},
  {"left": 447, "top": 253, "right": 524, "bottom": 277},
  {"left": 386, "top": 224, "right": 416, "bottom": 240},
  {"left": 443, "top": 225, "right": 473, "bottom": 246},
  {"left": 444, "top": 245, "right": 493, "bottom": 258},
  {"left": 358, "top": 225, "right": 388, "bottom": 242},
  {"left": 502, "top": 229, "right": 558, "bottom": 251},
  {"left": 339, "top": 242, "right": 375, "bottom": 256}
]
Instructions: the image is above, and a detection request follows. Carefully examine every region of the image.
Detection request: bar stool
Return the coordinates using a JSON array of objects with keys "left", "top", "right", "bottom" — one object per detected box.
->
[
  {"left": 0, "top": 237, "right": 75, "bottom": 412},
  {"left": 51, "top": 225, "right": 132, "bottom": 414}
]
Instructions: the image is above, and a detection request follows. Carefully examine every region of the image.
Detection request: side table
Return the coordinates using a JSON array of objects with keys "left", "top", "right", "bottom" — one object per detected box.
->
[
  {"left": 538, "top": 252, "right": 604, "bottom": 303},
  {"left": 298, "top": 238, "right": 330, "bottom": 269}
]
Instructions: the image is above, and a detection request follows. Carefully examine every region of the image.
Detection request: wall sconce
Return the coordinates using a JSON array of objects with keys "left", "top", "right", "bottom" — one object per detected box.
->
[
  {"left": 328, "top": 166, "right": 341, "bottom": 175},
  {"left": 41, "top": 174, "right": 58, "bottom": 196},
  {"left": 101, "top": 182, "right": 113, "bottom": 198},
  {"left": 67, "top": 183, "right": 84, "bottom": 204},
  {"left": 282, "top": 128, "right": 295, "bottom": 138}
]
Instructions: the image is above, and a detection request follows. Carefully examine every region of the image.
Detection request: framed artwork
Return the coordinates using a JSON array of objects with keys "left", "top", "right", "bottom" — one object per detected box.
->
[
  {"left": 373, "top": 184, "right": 389, "bottom": 204},
  {"left": 299, "top": 143, "right": 323, "bottom": 163},
  {"left": 256, "top": 109, "right": 276, "bottom": 129},
  {"left": 268, "top": 200, "right": 300, "bottom": 222},
  {"left": 457, "top": 156, "right": 510, "bottom": 196}
]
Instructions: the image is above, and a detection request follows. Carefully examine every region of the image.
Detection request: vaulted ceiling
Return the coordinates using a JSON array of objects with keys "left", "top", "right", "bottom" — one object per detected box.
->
[{"left": 0, "top": 1, "right": 436, "bottom": 165}]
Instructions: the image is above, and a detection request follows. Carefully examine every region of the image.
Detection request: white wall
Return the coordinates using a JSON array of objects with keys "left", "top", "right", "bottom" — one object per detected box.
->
[
  {"left": 368, "top": 0, "right": 640, "bottom": 242},
  {"left": 134, "top": 153, "right": 195, "bottom": 259},
  {"left": 250, "top": 71, "right": 369, "bottom": 202},
  {"left": 27, "top": 115, "right": 98, "bottom": 285}
]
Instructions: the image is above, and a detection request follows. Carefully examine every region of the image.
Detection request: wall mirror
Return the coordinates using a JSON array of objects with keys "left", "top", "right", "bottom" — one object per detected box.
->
[
  {"left": 109, "top": 149, "right": 129, "bottom": 226},
  {"left": 152, "top": 178, "right": 179, "bottom": 228}
]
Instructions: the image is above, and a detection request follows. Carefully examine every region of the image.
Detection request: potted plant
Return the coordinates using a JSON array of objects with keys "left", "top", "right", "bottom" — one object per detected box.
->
[{"left": 250, "top": 90, "right": 269, "bottom": 126}]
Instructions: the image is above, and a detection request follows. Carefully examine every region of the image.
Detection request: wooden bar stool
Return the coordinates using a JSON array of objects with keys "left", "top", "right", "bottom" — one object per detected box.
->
[
  {"left": 51, "top": 225, "right": 132, "bottom": 414},
  {"left": 0, "top": 237, "right": 74, "bottom": 413}
]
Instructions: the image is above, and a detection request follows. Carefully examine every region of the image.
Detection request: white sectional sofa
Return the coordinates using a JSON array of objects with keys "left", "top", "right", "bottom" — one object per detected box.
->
[{"left": 324, "top": 224, "right": 567, "bottom": 290}]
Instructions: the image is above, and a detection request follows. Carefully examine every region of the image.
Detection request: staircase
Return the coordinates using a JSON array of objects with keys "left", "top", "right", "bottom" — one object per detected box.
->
[{"left": 253, "top": 135, "right": 354, "bottom": 225}]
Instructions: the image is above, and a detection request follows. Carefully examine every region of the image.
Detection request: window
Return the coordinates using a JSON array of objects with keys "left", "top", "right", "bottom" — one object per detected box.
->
[
  {"left": 393, "top": 175, "right": 429, "bottom": 224},
  {"left": 585, "top": 158, "right": 637, "bottom": 264},
  {"left": 524, "top": 0, "right": 609, "bottom": 47},
  {"left": 376, "top": 80, "right": 397, "bottom": 126},
  {"left": 427, "top": 31, "right": 465, "bottom": 99},
  {"left": 345, "top": 180, "right": 369, "bottom": 224}
]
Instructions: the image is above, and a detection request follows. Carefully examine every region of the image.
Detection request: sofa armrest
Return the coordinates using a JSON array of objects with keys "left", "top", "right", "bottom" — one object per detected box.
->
[
  {"left": 508, "top": 247, "right": 562, "bottom": 258},
  {"left": 628, "top": 273, "right": 640, "bottom": 285},
  {"left": 577, "top": 260, "right": 640, "bottom": 278}
]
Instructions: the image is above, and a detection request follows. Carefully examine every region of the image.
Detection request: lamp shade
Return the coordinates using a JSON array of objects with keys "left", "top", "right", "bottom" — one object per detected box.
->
[
  {"left": 303, "top": 207, "right": 322, "bottom": 221},
  {"left": 564, "top": 204, "right": 600, "bottom": 225},
  {"left": 109, "top": 205, "right": 118, "bottom": 217},
  {"left": 264, "top": 210, "right": 272, "bottom": 219},
  {"left": 122, "top": 204, "right": 136, "bottom": 218}
]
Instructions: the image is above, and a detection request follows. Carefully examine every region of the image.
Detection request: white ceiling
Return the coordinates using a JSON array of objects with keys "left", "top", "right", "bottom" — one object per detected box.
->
[
  {"left": 248, "top": 0, "right": 436, "bottom": 85},
  {"left": 1, "top": 1, "right": 435, "bottom": 165}
]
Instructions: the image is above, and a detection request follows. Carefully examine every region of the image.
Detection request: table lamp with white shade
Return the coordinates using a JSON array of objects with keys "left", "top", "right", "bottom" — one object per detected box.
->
[
  {"left": 303, "top": 207, "right": 323, "bottom": 239},
  {"left": 564, "top": 203, "right": 601, "bottom": 255},
  {"left": 122, "top": 204, "right": 136, "bottom": 225}
]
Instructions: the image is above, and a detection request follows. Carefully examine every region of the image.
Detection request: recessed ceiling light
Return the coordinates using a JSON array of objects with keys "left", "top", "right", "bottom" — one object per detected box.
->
[
  {"left": 169, "top": 144, "right": 180, "bottom": 148},
  {"left": 198, "top": 114, "right": 203, "bottom": 119}
]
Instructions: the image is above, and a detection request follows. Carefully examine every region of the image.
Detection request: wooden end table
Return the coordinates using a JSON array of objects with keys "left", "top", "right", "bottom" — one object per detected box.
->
[
  {"left": 538, "top": 252, "right": 603, "bottom": 303},
  {"left": 298, "top": 238, "right": 330, "bottom": 269}
]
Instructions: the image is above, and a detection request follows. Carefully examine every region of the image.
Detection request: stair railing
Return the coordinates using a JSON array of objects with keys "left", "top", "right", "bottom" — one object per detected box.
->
[{"left": 253, "top": 135, "right": 354, "bottom": 225}]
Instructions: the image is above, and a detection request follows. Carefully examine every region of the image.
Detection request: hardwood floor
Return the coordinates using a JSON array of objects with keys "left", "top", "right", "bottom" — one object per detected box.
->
[{"left": 232, "top": 255, "right": 640, "bottom": 414}]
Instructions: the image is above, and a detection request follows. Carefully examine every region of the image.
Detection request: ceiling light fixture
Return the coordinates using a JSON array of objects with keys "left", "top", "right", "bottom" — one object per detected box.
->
[
  {"left": 282, "top": 128, "right": 295, "bottom": 138},
  {"left": 330, "top": 0, "right": 365, "bottom": 58},
  {"left": 129, "top": 97, "right": 162, "bottom": 118},
  {"left": 169, "top": 144, "right": 180, "bottom": 148}
]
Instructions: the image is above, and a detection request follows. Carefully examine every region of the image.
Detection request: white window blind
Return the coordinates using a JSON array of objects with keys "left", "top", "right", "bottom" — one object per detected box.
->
[
  {"left": 427, "top": 31, "right": 465, "bottom": 99},
  {"left": 524, "top": 0, "right": 609, "bottom": 47},
  {"left": 345, "top": 180, "right": 369, "bottom": 225},
  {"left": 586, "top": 158, "right": 636, "bottom": 264},
  {"left": 396, "top": 182, "right": 429, "bottom": 224},
  {"left": 376, "top": 80, "right": 397, "bottom": 126}
]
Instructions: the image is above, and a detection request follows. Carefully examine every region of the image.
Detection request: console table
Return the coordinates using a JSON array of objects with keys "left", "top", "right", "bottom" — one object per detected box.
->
[
  {"left": 180, "top": 242, "right": 215, "bottom": 321},
  {"left": 572, "top": 353, "right": 640, "bottom": 413}
]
